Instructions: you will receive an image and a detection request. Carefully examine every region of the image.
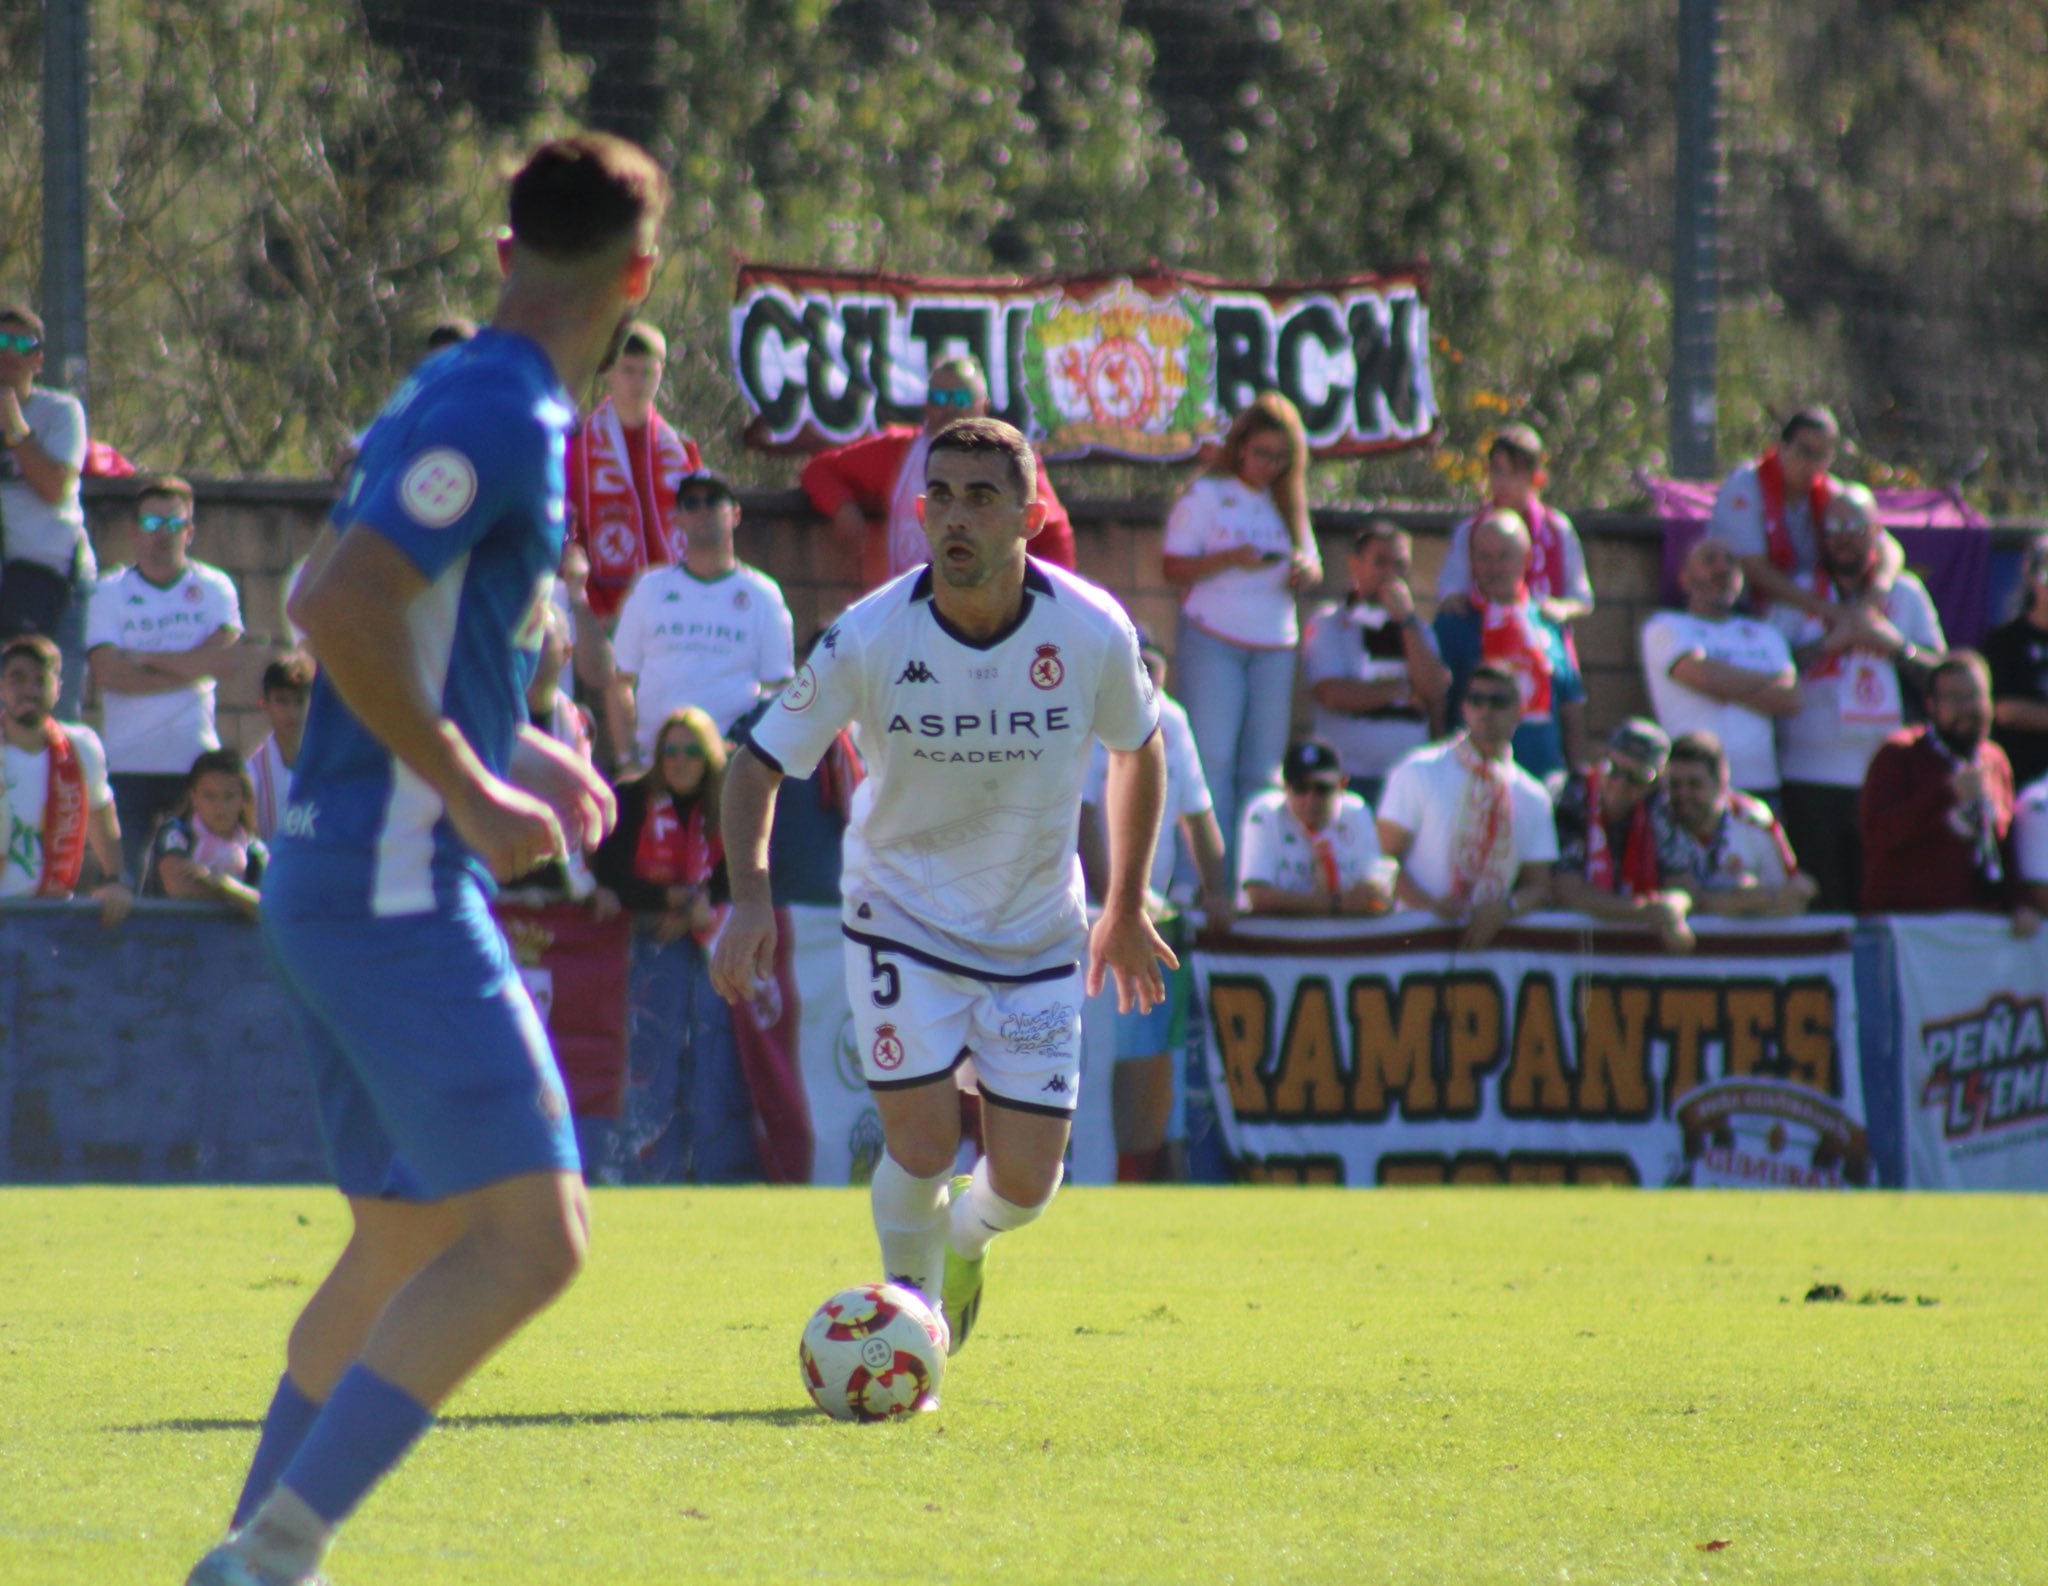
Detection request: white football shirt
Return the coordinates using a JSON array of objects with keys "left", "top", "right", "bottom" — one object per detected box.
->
[
  {"left": 1376, "top": 738, "right": 1559, "bottom": 904},
  {"left": 1640, "top": 609, "right": 1795, "bottom": 793},
  {"left": 1772, "top": 574, "right": 1945, "bottom": 787},
  {"left": 85, "top": 561, "right": 243, "bottom": 773},
  {"left": 1083, "top": 691, "right": 1212, "bottom": 897},
  {"left": 749, "top": 559, "right": 1159, "bottom": 979},
  {"left": 612, "top": 561, "right": 795, "bottom": 753},
  {"left": 1235, "top": 787, "right": 1382, "bottom": 910},
  {"left": 0, "top": 722, "right": 111, "bottom": 897}
]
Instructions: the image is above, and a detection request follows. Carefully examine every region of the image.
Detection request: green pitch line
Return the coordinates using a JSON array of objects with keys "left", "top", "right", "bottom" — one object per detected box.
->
[{"left": 3, "top": 1187, "right": 2045, "bottom": 1586}]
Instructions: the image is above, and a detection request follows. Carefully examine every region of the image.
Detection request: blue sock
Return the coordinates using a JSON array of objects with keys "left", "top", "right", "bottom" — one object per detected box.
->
[
  {"left": 275, "top": 1364, "right": 435, "bottom": 1526},
  {"left": 231, "top": 1373, "right": 322, "bottom": 1528}
]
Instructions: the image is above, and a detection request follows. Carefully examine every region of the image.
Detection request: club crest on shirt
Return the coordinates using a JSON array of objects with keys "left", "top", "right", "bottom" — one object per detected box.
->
[
  {"left": 398, "top": 448, "right": 478, "bottom": 528},
  {"left": 871, "top": 1022, "right": 905, "bottom": 1070},
  {"left": 1030, "top": 643, "right": 1064, "bottom": 690},
  {"left": 733, "top": 588, "right": 751, "bottom": 611}
]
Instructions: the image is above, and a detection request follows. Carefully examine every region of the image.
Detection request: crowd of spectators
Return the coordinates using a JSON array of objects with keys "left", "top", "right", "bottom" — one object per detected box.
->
[{"left": 8, "top": 289, "right": 2048, "bottom": 1185}]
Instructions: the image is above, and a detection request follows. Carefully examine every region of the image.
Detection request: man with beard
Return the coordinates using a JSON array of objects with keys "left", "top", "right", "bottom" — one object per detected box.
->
[
  {"left": 1861, "top": 652, "right": 2039, "bottom": 935},
  {"left": 0, "top": 633, "right": 130, "bottom": 926}
]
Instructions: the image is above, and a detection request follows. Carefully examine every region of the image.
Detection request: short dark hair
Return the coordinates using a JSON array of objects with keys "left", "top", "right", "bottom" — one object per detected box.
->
[
  {"left": 620, "top": 321, "right": 667, "bottom": 360},
  {"left": 1667, "top": 730, "right": 1727, "bottom": 778},
  {"left": 0, "top": 633, "right": 61, "bottom": 675},
  {"left": 1468, "top": 662, "right": 1518, "bottom": 695},
  {"left": 136, "top": 474, "right": 195, "bottom": 512},
  {"left": 1349, "top": 518, "right": 1408, "bottom": 556},
  {"left": 1929, "top": 650, "right": 1989, "bottom": 695},
  {"left": 1487, "top": 423, "right": 1545, "bottom": 472},
  {"left": 1781, "top": 405, "right": 1840, "bottom": 447},
  {"left": 507, "top": 134, "right": 668, "bottom": 263},
  {"left": 0, "top": 302, "right": 46, "bottom": 339},
  {"left": 424, "top": 316, "right": 477, "bottom": 351},
  {"left": 262, "top": 651, "right": 316, "bottom": 696},
  {"left": 927, "top": 416, "right": 1036, "bottom": 502}
]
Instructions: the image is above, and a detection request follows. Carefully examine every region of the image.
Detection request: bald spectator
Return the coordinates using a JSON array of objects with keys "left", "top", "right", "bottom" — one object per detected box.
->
[
  {"left": 1640, "top": 536, "right": 1798, "bottom": 800},
  {"left": 1773, "top": 483, "right": 1944, "bottom": 911},
  {"left": 1433, "top": 510, "right": 1587, "bottom": 785},
  {"left": 568, "top": 321, "right": 702, "bottom": 623},
  {"left": 1551, "top": 719, "right": 1695, "bottom": 951},
  {"left": 1656, "top": 731, "right": 1815, "bottom": 919},
  {"left": 1436, "top": 423, "right": 1594, "bottom": 628},
  {"left": 1376, "top": 662, "right": 1556, "bottom": 949},
  {"left": 1862, "top": 653, "right": 2037, "bottom": 936},
  {"left": 1302, "top": 521, "right": 1450, "bottom": 803},
  {"left": 1983, "top": 532, "right": 2048, "bottom": 789},
  {"left": 800, "top": 355, "right": 1075, "bottom": 589}
]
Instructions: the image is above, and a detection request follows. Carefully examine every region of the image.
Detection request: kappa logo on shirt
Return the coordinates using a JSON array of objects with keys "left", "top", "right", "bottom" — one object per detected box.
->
[{"left": 896, "top": 659, "right": 938, "bottom": 684}]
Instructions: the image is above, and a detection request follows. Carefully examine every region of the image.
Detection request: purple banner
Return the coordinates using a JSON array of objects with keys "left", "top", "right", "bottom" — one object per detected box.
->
[{"left": 1644, "top": 477, "right": 1992, "bottom": 647}]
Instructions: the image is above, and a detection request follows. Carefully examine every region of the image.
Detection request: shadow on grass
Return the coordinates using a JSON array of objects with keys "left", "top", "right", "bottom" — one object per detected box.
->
[{"left": 112, "top": 1406, "right": 815, "bottom": 1435}]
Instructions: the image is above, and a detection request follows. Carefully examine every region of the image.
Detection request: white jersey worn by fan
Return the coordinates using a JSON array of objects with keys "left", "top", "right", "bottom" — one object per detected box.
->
[
  {"left": 746, "top": 559, "right": 1160, "bottom": 980},
  {"left": 612, "top": 561, "right": 795, "bottom": 756}
]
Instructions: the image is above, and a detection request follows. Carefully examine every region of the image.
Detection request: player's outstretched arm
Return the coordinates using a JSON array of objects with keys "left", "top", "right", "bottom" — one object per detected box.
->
[
  {"left": 1089, "top": 730, "right": 1177, "bottom": 1013},
  {"left": 709, "top": 744, "right": 786, "bottom": 1003},
  {"left": 296, "top": 527, "right": 565, "bottom": 880}
]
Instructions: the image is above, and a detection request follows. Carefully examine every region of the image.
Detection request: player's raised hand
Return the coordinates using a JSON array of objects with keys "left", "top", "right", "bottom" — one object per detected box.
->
[
  {"left": 1087, "top": 904, "right": 1179, "bottom": 1015},
  {"left": 450, "top": 773, "right": 568, "bottom": 881},
  {"left": 511, "top": 724, "right": 618, "bottom": 848},
  {"left": 710, "top": 898, "right": 779, "bottom": 1005}
]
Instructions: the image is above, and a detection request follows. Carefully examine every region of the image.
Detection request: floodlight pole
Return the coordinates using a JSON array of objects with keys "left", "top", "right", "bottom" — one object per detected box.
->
[
  {"left": 42, "top": 0, "right": 91, "bottom": 401},
  {"left": 1670, "top": 0, "right": 1723, "bottom": 480}
]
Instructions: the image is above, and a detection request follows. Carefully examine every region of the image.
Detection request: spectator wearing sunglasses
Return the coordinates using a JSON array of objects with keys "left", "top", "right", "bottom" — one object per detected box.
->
[
  {"left": 85, "top": 476, "right": 243, "bottom": 880},
  {"left": 1236, "top": 739, "right": 1390, "bottom": 918},
  {"left": 0, "top": 303, "right": 95, "bottom": 712},
  {"left": 800, "top": 355, "right": 1076, "bottom": 589},
  {"left": 1551, "top": 718, "right": 1697, "bottom": 952},
  {"left": 607, "top": 468, "right": 794, "bottom": 776}
]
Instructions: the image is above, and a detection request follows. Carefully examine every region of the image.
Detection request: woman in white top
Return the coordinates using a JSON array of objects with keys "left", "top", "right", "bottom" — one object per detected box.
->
[{"left": 1161, "top": 392, "right": 1321, "bottom": 880}]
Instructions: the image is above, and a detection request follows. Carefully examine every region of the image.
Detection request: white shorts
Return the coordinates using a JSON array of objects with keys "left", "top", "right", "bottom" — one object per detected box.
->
[{"left": 843, "top": 937, "right": 1084, "bottom": 1115}]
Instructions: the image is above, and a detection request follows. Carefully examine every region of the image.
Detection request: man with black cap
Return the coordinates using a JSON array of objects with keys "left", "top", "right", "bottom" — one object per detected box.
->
[
  {"left": 607, "top": 467, "right": 794, "bottom": 773},
  {"left": 1552, "top": 717, "right": 1696, "bottom": 951},
  {"left": 1236, "top": 738, "right": 1391, "bottom": 917}
]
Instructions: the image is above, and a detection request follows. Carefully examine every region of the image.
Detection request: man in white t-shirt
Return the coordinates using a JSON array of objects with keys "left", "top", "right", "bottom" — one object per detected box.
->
[
  {"left": 1640, "top": 536, "right": 1798, "bottom": 798},
  {"left": 607, "top": 469, "right": 794, "bottom": 771},
  {"left": 1302, "top": 522, "right": 1451, "bottom": 802},
  {"left": 1237, "top": 739, "right": 1390, "bottom": 917},
  {"left": 1771, "top": 483, "right": 1945, "bottom": 912},
  {"left": 85, "top": 475, "right": 244, "bottom": 878},
  {"left": 1376, "top": 662, "right": 1557, "bottom": 948},
  {"left": 1656, "top": 730, "right": 1816, "bottom": 919},
  {"left": 0, "top": 634, "right": 130, "bottom": 926},
  {"left": 715, "top": 418, "right": 1169, "bottom": 1357},
  {"left": 2016, "top": 774, "right": 2048, "bottom": 914}
]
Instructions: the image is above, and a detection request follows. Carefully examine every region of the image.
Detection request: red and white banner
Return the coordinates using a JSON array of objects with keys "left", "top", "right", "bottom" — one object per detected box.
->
[
  {"left": 1191, "top": 915, "right": 1867, "bottom": 1188},
  {"left": 730, "top": 264, "right": 1436, "bottom": 461},
  {"left": 1889, "top": 914, "right": 2048, "bottom": 1190},
  {"left": 496, "top": 902, "right": 632, "bottom": 1118}
]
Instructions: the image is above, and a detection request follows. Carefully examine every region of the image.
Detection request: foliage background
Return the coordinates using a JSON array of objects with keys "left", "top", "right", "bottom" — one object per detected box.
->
[{"left": 0, "top": 0, "right": 2042, "bottom": 511}]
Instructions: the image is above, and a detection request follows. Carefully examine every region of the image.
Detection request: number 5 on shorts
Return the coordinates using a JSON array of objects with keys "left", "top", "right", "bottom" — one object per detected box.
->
[{"left": 867, "top": 945, "right": 901, "bottom": 1008}]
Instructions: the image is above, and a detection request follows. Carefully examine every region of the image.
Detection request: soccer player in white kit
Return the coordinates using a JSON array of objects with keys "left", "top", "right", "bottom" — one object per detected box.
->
[{"left": 712, "top": 417, "right": 1173, "bottom": 1352}]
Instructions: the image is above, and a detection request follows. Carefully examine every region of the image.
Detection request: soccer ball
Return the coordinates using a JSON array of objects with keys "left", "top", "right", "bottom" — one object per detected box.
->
[{"left": 799, "top": 1282, "right": 948, "bottom": 1422}]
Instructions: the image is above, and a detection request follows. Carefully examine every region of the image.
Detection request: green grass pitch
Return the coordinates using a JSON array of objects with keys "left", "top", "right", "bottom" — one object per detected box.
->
[{"left": 3, "top": 1186, "right": 2046, "bottom": 1585}]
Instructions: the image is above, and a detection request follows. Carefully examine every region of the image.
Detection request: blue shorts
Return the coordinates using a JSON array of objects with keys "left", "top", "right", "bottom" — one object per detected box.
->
[{"left": 263, "top": 864, "right": 579, "bottom": 1201}]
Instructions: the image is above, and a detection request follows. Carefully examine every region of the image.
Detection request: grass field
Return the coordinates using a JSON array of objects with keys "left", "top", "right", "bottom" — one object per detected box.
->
[{"left": 3, "top": 1186, "right": 2047, "bottom": 1586}]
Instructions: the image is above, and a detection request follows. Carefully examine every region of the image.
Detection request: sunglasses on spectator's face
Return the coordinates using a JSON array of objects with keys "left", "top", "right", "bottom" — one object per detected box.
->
[
  {"left": 677, "top": 491, "right": 729, "bottom": 511},
  {"left": 138, "top": 513, "right": 190, "bottom": 534},
  {"left": 1465, "top": 689, "right": 1519, "bottom": 710},
  {"left": 1609, "top": 758, "right": 1657, "bottom": 787},
  {"left": 0, "top": 331, "right": 40, "bottom": 354},
  {"left": 927, "top": 388, "right": 975, "bottom": 409},
  {"left": 661, "top": 741, "right": 706, "bottom": 760},
  {"left": 1292, "top": 780, "right": 1343, "bottom": 798}
]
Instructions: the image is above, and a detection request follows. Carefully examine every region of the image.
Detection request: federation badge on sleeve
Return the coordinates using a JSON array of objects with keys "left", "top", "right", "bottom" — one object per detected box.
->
[{"left": 398, "top": 449, "right": 478, "bottom": 528}]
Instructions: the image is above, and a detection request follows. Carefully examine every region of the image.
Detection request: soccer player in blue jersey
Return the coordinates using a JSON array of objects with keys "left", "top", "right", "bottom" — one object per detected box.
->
[{"left": 184, "top": 134, "right": 664, "bottom": 1586}]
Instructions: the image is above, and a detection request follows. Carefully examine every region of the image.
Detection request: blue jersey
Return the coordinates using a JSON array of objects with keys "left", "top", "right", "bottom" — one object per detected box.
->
[{"left": 274, "top": 329, "right": 574, "bottom": 916}]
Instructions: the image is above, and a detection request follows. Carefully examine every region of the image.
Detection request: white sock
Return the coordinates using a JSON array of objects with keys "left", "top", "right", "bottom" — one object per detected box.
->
[
  {"left": 234, "top": 1486, "right": 333, "bottom": 1581},
  {"left": 948, "top": 1158, "right": 1062, "bottom": 1263},
  {"left": 870, "top": 1152, "right": 953, "bottom": 1303}
]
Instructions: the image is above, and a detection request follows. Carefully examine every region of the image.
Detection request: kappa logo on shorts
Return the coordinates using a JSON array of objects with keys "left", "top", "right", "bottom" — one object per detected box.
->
[
  {"left": 1001, "top": 1003, "right": 1077, "bottom": 1056},
  {"left": 871, "top": 1022, "right": 906, "bottom": 1070},
  {"left": 1041, "top": 1075, "right": 1070, "bottom": 1094},
  {"left": 398, "top": 448, "right": 478, "bottom": 528},
  {"left": 1029, "top": 643, "right": 1064, "bottom": 690}
]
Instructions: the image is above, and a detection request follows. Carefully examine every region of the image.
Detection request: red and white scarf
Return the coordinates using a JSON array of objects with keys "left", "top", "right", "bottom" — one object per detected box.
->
[
  {"left": 1474, "top": 589, "right": 1554, "bottom": 718},
  {"left": 32, "top": 720, "right": 89, "bottom": 897},
  {"left": 1449, "top": 734, "right": 1518, "bottom": 905},
  {"left": 1756, "top": 448, "right": 1835, "bottom": 576},
  {"left": 1503, "top": 498, "right": 1569, "bottom": 599},
  {"left": 633, "top": 790, "right": 723, "bottom": 945},
  {"left": 1579, "top": 766, "right": 1661, "bottom": 899},
  {"left": 575, "top": 397, "right": 698, "bottom": 617}
]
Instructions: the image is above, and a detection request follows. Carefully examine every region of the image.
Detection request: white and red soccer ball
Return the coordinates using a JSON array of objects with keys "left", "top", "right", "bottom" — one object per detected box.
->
[{"left": 799, "top": 1282, "right": 947, "bottom": 1421}]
